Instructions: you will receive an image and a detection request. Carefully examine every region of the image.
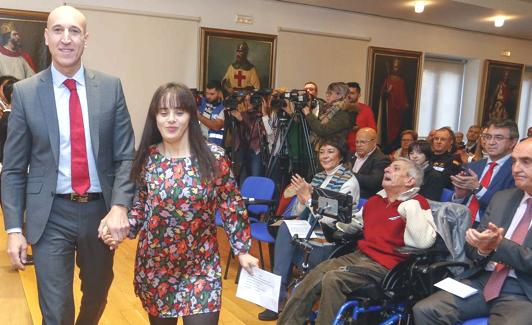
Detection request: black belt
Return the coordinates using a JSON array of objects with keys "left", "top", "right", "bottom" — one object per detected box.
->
[{"left": 56, "top": 193, "right": 103, "bottom": 203}]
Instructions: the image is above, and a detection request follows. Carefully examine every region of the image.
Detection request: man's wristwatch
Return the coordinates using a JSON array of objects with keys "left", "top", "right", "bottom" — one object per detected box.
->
[{"left": 472, "top": 185, "right": 483, "bottom": 194}]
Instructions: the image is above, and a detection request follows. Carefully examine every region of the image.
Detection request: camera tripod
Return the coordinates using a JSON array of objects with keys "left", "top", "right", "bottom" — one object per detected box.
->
[{"left": 265, "top": 107, "right": 317, "bottom": 189}]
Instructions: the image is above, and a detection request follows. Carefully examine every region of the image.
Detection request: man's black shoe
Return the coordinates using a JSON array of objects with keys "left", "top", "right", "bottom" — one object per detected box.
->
[{"left": 258, "top": 309, "right": 279, "bottom": 321}]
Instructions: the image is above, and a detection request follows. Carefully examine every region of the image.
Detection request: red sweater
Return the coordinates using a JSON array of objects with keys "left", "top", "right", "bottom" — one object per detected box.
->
[
  {"left": 357, "top": 194, "right": 431, "bottom": 269},
  {"left": 346, "top": 103, "right": 376, "bottom": 153}
]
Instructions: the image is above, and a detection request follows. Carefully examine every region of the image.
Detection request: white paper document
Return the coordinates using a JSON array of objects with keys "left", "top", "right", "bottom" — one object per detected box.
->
[
  {"left": 434, "top": 277, "right": 478, "bottom": 299},
  {"left": 283, "top": 219, "right": 318, "bottom": 239},
  {"left": 236, "top": 267, "right": 282, "bottom": 312}
]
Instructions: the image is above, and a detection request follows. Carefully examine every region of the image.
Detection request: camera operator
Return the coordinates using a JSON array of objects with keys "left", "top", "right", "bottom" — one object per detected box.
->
[
  {"left": 197, "top": 80, "right": 225, "bottom": 146},
  {"left": 302, "top": 82, "right": 358, "bottom": 148},
  {"left": 228, "top": 88, "right": 268, "bottom": 182},
  {"left": 303, "top": 81, "right": 326, "bottom": 117}
]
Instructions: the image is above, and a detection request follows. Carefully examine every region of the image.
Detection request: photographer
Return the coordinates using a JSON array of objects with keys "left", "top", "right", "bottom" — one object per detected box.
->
[
  {"left": 302, "top": 82, "right": 358, "bottom": 148},
  {"left": 229, "top": 89, "right": 268, "bottom": 182},
  {"left": 197, "top": 80, "right": 225, "bottom": 146}
]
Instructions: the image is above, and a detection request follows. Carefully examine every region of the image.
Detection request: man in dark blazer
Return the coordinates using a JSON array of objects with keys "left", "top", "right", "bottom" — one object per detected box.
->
[
  {"left": 413, "top": 138, "right": 532, "bottom": 324},
  {"left": 2, "top": 6, "right": 135, "bottom": 324},
  {"left": 350, "top": 127, "right": 390, "bottom": 198},
  {"left": 451, "top": 119, "right": 518, "bottom": 222}
]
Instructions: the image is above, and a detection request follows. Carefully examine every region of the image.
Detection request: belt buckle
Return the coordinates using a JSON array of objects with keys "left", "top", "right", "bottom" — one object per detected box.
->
[{"left": 70, "top": 193, "right": 89, "bottom": 203}]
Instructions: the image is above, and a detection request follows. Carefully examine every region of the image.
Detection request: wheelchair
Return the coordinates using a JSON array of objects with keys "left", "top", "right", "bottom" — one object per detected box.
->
[{"left": 327, "top": 201, "right": 473, "bottom": 325}]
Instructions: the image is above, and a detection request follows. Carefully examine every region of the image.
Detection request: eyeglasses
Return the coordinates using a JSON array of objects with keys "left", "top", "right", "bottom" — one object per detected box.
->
[
  {"left": 481, "top": 134, "right": 512, "bottom": 142},
  {"left": 355, "top": 139, "right": 375, "bottom": 145}
]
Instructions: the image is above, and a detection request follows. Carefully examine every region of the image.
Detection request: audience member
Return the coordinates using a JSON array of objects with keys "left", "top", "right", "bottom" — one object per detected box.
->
[
  {"left": 408, "top": 140, "right": 444, "bottom": 201},
  {"left": 465, "top": 125, "right": 481, "bottom": 154},
  {"left": 258, "top": 136, "right": 360, "bottom": 321},
  {"left": 471, "top": 127, "right": 488, "bottom": 162},
  {"left": 350, "top": 127, "right": 390, "bottom": 198},
  {"left": 390, "top": 129, "right": 418, "bottom": 160},
  {"left": 302, "top": 82, "right": 358, "bottom": 146},
  {"left": 430, "top": 127, "right": 462, "bottom": 188},
  {"left": 345, "top": 81, "right": 376, "bottom": 153},
  {"left": 104, "top": 83, "right": 258, "bottom": 325},
  {"left": 455, "top": 131, "right": 464, "bottom": 146},
  {"left": 413, "top": 138, "right": 532, "bottom": 324},
  {"left": 527, "top": 126, "right": 532, "bottom": 138},
  {"left": 278, "top": 158, "right": 437, "bottom": 325},
  {"left": 451, "top": 119, "right": 518, "bottom": 223},
  {"left": 197, "top": 80, "right": 225, "bottom": 146},
  {"left": 3, "top": 6, "right": 135, "bottom": 324}
]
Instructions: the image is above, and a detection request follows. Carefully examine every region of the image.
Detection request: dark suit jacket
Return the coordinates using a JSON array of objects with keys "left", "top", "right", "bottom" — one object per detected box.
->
[
  {"left": 1, "top": 67, "right": 135, "bottom": 244},
  {"left": 465, "top": 188, "right": 532, "bottom": 301},
  {"left": 464, "top": 157, "right": 515, "bottom": 219},
  {"left": 351, "top": 147, "right": 390, "bottom": 199}
]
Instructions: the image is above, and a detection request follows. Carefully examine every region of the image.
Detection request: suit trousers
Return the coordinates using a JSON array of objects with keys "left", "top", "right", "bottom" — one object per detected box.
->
[
  {"left": 277, "top": 250, "right": 388, "bottom": 325},
  {"left": 32, "top": 196, "right": 114, "bottom": 325},
  {"left": 413, "top": 271, "right": 532, "bottom": 325}
]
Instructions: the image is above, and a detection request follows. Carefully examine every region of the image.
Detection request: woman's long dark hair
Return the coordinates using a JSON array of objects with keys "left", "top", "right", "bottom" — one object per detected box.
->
[{"left": 130, "top": 82, "right": 218, "bottom": 184}]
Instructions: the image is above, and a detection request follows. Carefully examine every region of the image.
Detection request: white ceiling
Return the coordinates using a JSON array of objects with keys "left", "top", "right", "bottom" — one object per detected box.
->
[{"left": 277, "top": 0, "right": 532, "bottom": 41}]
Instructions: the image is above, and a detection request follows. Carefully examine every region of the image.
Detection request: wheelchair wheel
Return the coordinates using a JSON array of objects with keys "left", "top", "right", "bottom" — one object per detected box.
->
[{"left": 328, "top": 241, "right": 356, "bottom": 259}]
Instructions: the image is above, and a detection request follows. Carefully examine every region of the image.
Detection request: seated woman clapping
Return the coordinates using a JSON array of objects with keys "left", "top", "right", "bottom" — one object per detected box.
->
[{"left": 258, "top": 135, "right": 360, "bottom": 321}]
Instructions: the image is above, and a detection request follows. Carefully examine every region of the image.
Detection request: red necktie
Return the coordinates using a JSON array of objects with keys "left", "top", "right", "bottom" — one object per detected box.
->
[
  {"left": 468, "top": 162, "right": 497, "bottom": 222},
  {"left": 64, "top": 79, "right": 90, "bottom": 195},
  {"left": 483, "top": 198, "right": 532, "bottom": 301}
]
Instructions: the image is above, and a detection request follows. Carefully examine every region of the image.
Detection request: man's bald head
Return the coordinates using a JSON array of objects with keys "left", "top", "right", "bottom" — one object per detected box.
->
[
  {"left": 47, "top": 5, "right": 87, "bottom": 32},
  {"left": 355, "top": 127, "right": 377, "bottom": 157},
  {"left": 512, "top": 138, "right": 532, "bottom": 195}
]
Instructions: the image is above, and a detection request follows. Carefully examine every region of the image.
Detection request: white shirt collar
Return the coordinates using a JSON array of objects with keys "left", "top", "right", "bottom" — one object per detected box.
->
[
  {"left": 486, "top": 153, "right": 511, "bottom": 166},
  {"left": 377, "top": 187, "right": 420, "bottom": 201},
  {"left": 355, "top": 146, "right": 377, "bottom": 160},
  {"left": 51, "top": 63, "right": 85, "bottom": 88}
]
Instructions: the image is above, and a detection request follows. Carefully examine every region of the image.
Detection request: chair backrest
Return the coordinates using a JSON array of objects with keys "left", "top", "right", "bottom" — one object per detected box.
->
[
  {"left": 241, "top": 176, "right": 276, "bottom": 215},
  {"left": 357, "top": 198, "right": 367, "bottom": 210},
  {"left": 440, "top": 188, "right": 454, "bottom": 202}
]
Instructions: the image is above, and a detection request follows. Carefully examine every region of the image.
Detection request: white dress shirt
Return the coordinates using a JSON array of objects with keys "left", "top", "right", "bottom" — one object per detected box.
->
[{"left": 51, "top": 63, "right": 101, "bottom": 194}]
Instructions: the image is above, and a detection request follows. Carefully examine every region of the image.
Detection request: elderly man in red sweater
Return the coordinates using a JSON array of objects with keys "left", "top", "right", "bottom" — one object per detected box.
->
[{"left": 277, "top": 158, "right": 437, "bottom": 325}]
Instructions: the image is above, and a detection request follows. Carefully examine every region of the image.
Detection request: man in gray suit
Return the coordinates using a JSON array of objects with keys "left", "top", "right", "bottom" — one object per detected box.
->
[
  {"left": 2, "top": 5, "right": 134, "bottom": 324},
  {"left": 413, "top": 138, "right": 532, "bottom": 324}
]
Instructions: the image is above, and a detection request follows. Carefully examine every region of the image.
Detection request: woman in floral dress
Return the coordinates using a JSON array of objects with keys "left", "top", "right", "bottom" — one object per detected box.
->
[{"left": 105, "top": 82, "right": 258, "bottom": 325}]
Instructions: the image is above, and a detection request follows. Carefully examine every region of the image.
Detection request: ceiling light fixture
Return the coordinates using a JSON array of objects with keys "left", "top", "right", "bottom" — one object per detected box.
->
[
  {"left": 414, "top": 1, "right": 425, "bottom": 14},
  {"left": 494, "top": 16, "right": 505, "bottom": 27}
]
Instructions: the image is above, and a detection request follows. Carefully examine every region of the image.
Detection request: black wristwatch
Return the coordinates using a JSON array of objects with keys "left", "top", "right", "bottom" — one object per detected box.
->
[{"left": 472, "top": 185, "right": 483, "bottom": 195}]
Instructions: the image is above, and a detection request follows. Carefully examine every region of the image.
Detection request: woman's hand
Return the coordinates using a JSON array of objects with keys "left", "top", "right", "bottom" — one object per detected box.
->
[
  {"left": 100, "top": 225, "right": 119, "bottom": 250},
  {"left": 291, "top": 174, "right": 312, "bottom": 204},
  {"left": 238, "top": 253, "right": 260, "bottom": 275}
]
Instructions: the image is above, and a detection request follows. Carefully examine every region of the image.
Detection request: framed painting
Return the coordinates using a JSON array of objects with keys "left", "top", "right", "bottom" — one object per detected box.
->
[
  {"left": 0, "top": 8, "right": 50, "bottom": 80},
  {"left": 199, "top": 27, "right": 276, "bottom": 91},
  {"left": 478, "top": 59, "right": 524, "bottom": 126},
  {"left": 366, "top": 47, "right": 422, "bottom": 152}
]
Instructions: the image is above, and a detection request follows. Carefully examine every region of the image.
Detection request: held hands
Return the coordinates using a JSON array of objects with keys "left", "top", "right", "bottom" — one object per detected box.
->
[
  {"left": 465, "top": 222, "right": 504, "bottom": 255},
  {"left": 6, "top": 232, "right": 28, "bottom": 270},
  {"left": 238, "top": 253, "right": 259, "bottom": 275}
]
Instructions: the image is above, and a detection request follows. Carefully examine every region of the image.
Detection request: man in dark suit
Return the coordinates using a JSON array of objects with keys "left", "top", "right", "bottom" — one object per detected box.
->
[
  {"left": 351, "top": 127, "right": 390, "bottom": 198},
  {"left": 413, "top": 138, "right": 532, "bottom": 324},
  {"left": 451, "top": 119, "right": 518, "bottom": 222},
  {"left": 2, "top": 6, "right": 135, "bottom": 324}
]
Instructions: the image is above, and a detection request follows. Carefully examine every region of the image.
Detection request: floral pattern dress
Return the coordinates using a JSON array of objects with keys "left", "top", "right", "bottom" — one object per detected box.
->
[{"left": 128, "top": 144, "right": 251, "bottom": 317}]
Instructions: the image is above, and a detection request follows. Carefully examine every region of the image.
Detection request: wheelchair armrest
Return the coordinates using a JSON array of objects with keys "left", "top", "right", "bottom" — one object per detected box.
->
[
  {"left": 425, "top": 261, "right": 471, "bottom": 273},
  {"left": 395, "top": 246, "right": 448, "bottom": 256}
]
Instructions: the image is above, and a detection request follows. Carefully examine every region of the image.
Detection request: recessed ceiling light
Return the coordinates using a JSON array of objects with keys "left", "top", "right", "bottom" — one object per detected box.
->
[
  {"left": 414, "top": 1, "right": 425, "bottom": 14},
  {"left": 494, "top": 16, "right": 505, "bottom": 27}
]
